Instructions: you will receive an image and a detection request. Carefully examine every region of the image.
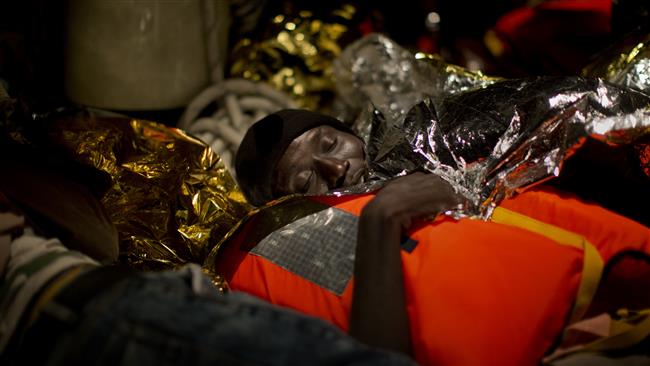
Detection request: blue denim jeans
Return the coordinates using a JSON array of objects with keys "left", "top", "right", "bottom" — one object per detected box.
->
[{"left": 37, "top": 266, "right": 416, "bottom": 366}]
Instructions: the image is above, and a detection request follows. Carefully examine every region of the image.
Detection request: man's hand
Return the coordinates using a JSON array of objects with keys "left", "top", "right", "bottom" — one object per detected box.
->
[
  {"left": 350, "top": 172, "right": 464, "bottom": 355},
  {"left": 362, "top": 172, "right": 464, "bottom": 232}
]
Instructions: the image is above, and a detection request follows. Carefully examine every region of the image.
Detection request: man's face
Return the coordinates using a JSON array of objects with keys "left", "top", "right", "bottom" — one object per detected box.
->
[{"left": 273, "top": 125, "right": 367, "bottom": 196}]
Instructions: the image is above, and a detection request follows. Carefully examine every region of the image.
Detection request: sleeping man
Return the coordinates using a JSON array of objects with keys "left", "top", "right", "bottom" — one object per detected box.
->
[
  {"left": 233, "top": 106, "right": 650, "bottom": 364},
  {"left": 236, "top": 109, "right": 464, "bottom": 354}
]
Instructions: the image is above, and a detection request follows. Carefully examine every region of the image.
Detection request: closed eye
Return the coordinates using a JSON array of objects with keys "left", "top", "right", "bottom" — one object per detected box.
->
[
  {"left": 327, "top": 137, "right": 337, "bottom": 152},
  {"left": 301, "top": 171, "right": 314, "bottom": 193}
]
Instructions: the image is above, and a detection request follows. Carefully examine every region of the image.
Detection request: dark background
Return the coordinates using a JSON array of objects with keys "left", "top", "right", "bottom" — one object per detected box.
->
[{"left": 0, "top": 0, "right": 647, "bottom": 123}]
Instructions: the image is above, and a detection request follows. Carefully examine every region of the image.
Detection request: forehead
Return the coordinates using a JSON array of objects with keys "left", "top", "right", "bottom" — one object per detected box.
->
[{"left": 277, "top": 126, "right": 324, "bottom": 171}]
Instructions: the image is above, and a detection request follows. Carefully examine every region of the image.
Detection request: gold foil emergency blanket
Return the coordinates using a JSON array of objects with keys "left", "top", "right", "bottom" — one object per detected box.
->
[
  {"left": 229, "top": 4, "right": 357, "bottom": 111},
  {"left": 583, "top": 32, "right": 650, "bottom": 95},
  {"left": 45, "top": 111, "right": 251, "bottom": 289},
  {"left": 331, "top": 34, "right": 650, "bottom": 219}
]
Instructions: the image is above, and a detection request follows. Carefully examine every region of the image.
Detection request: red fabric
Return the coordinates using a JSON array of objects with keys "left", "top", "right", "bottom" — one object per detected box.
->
[
  {"left": 538, "top": 0, "right": 611, "bottom": 13},
  {"left": 491, "top": 0, "right": 611, "bottom": 74},
  {"left": 495, "top": 0, "right": 611, "bottom": 37}
]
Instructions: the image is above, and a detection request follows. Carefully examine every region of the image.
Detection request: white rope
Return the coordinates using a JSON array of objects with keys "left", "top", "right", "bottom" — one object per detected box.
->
[
  {"left": 187, "top": 4, "right": 295, "bottom": 176},
  {"left": 179, "top": 78, "right": 297, "bottom": 176}
]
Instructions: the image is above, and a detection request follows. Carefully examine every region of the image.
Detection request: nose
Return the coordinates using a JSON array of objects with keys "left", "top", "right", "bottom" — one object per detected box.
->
[{"left": 313, "top": 155, "right": 349, "bottom": 188}]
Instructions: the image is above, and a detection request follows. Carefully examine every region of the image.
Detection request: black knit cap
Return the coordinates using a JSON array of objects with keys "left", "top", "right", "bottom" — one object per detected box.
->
[{"left": 235, "top": 109, "right": 352, "bottom": 206}]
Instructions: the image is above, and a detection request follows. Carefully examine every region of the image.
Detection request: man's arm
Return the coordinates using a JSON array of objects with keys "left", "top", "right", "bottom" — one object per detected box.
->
[{"left": 349, "top": 173, "right": 463, "bottom": 355}]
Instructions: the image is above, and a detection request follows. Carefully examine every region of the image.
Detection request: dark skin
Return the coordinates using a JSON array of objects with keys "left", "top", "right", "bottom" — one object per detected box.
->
[
  {"left": 273, "top": 127, "right": 463, "bottom": 355},
  {"left": 273, "top": 125, "right": 367, "bottom": 196}
]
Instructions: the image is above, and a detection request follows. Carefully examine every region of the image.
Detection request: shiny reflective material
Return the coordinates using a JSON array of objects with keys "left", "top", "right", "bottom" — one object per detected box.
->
[
  {"left": 333, "top": 34, "right": 501, "bottom": 139},
  {"left": 583, "top": 33, "right": 650, "bottom": 94},
  {"left": 250, "top": 207, "right": 358, "bottom": 294},
  {"left": 229, "top": 4, "right": 357, "bottom": 110},
  {"left": 204, "top": 194, "right": 330, "bottom": 270},
  {"left": 333, "top": 34, "right": 650, "bottom": 218},
  {"left": 44, "top": 111, "right": 251, "bottom": 290}
]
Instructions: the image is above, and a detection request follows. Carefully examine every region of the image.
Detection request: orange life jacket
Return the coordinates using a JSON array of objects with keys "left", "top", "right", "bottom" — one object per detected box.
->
[{"left": 215, "top": 186, "right": 650, "bottom": 365}]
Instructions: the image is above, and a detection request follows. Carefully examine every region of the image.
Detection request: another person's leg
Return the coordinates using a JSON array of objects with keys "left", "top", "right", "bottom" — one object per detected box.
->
[{"left": 17, "top": 264, "right": 416, "bottom": 366}]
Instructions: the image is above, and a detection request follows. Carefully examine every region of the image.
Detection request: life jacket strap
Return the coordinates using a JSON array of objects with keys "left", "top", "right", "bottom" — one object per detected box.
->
[{"left": 491, "top": 207, "right": 604, "bottom": 325}]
